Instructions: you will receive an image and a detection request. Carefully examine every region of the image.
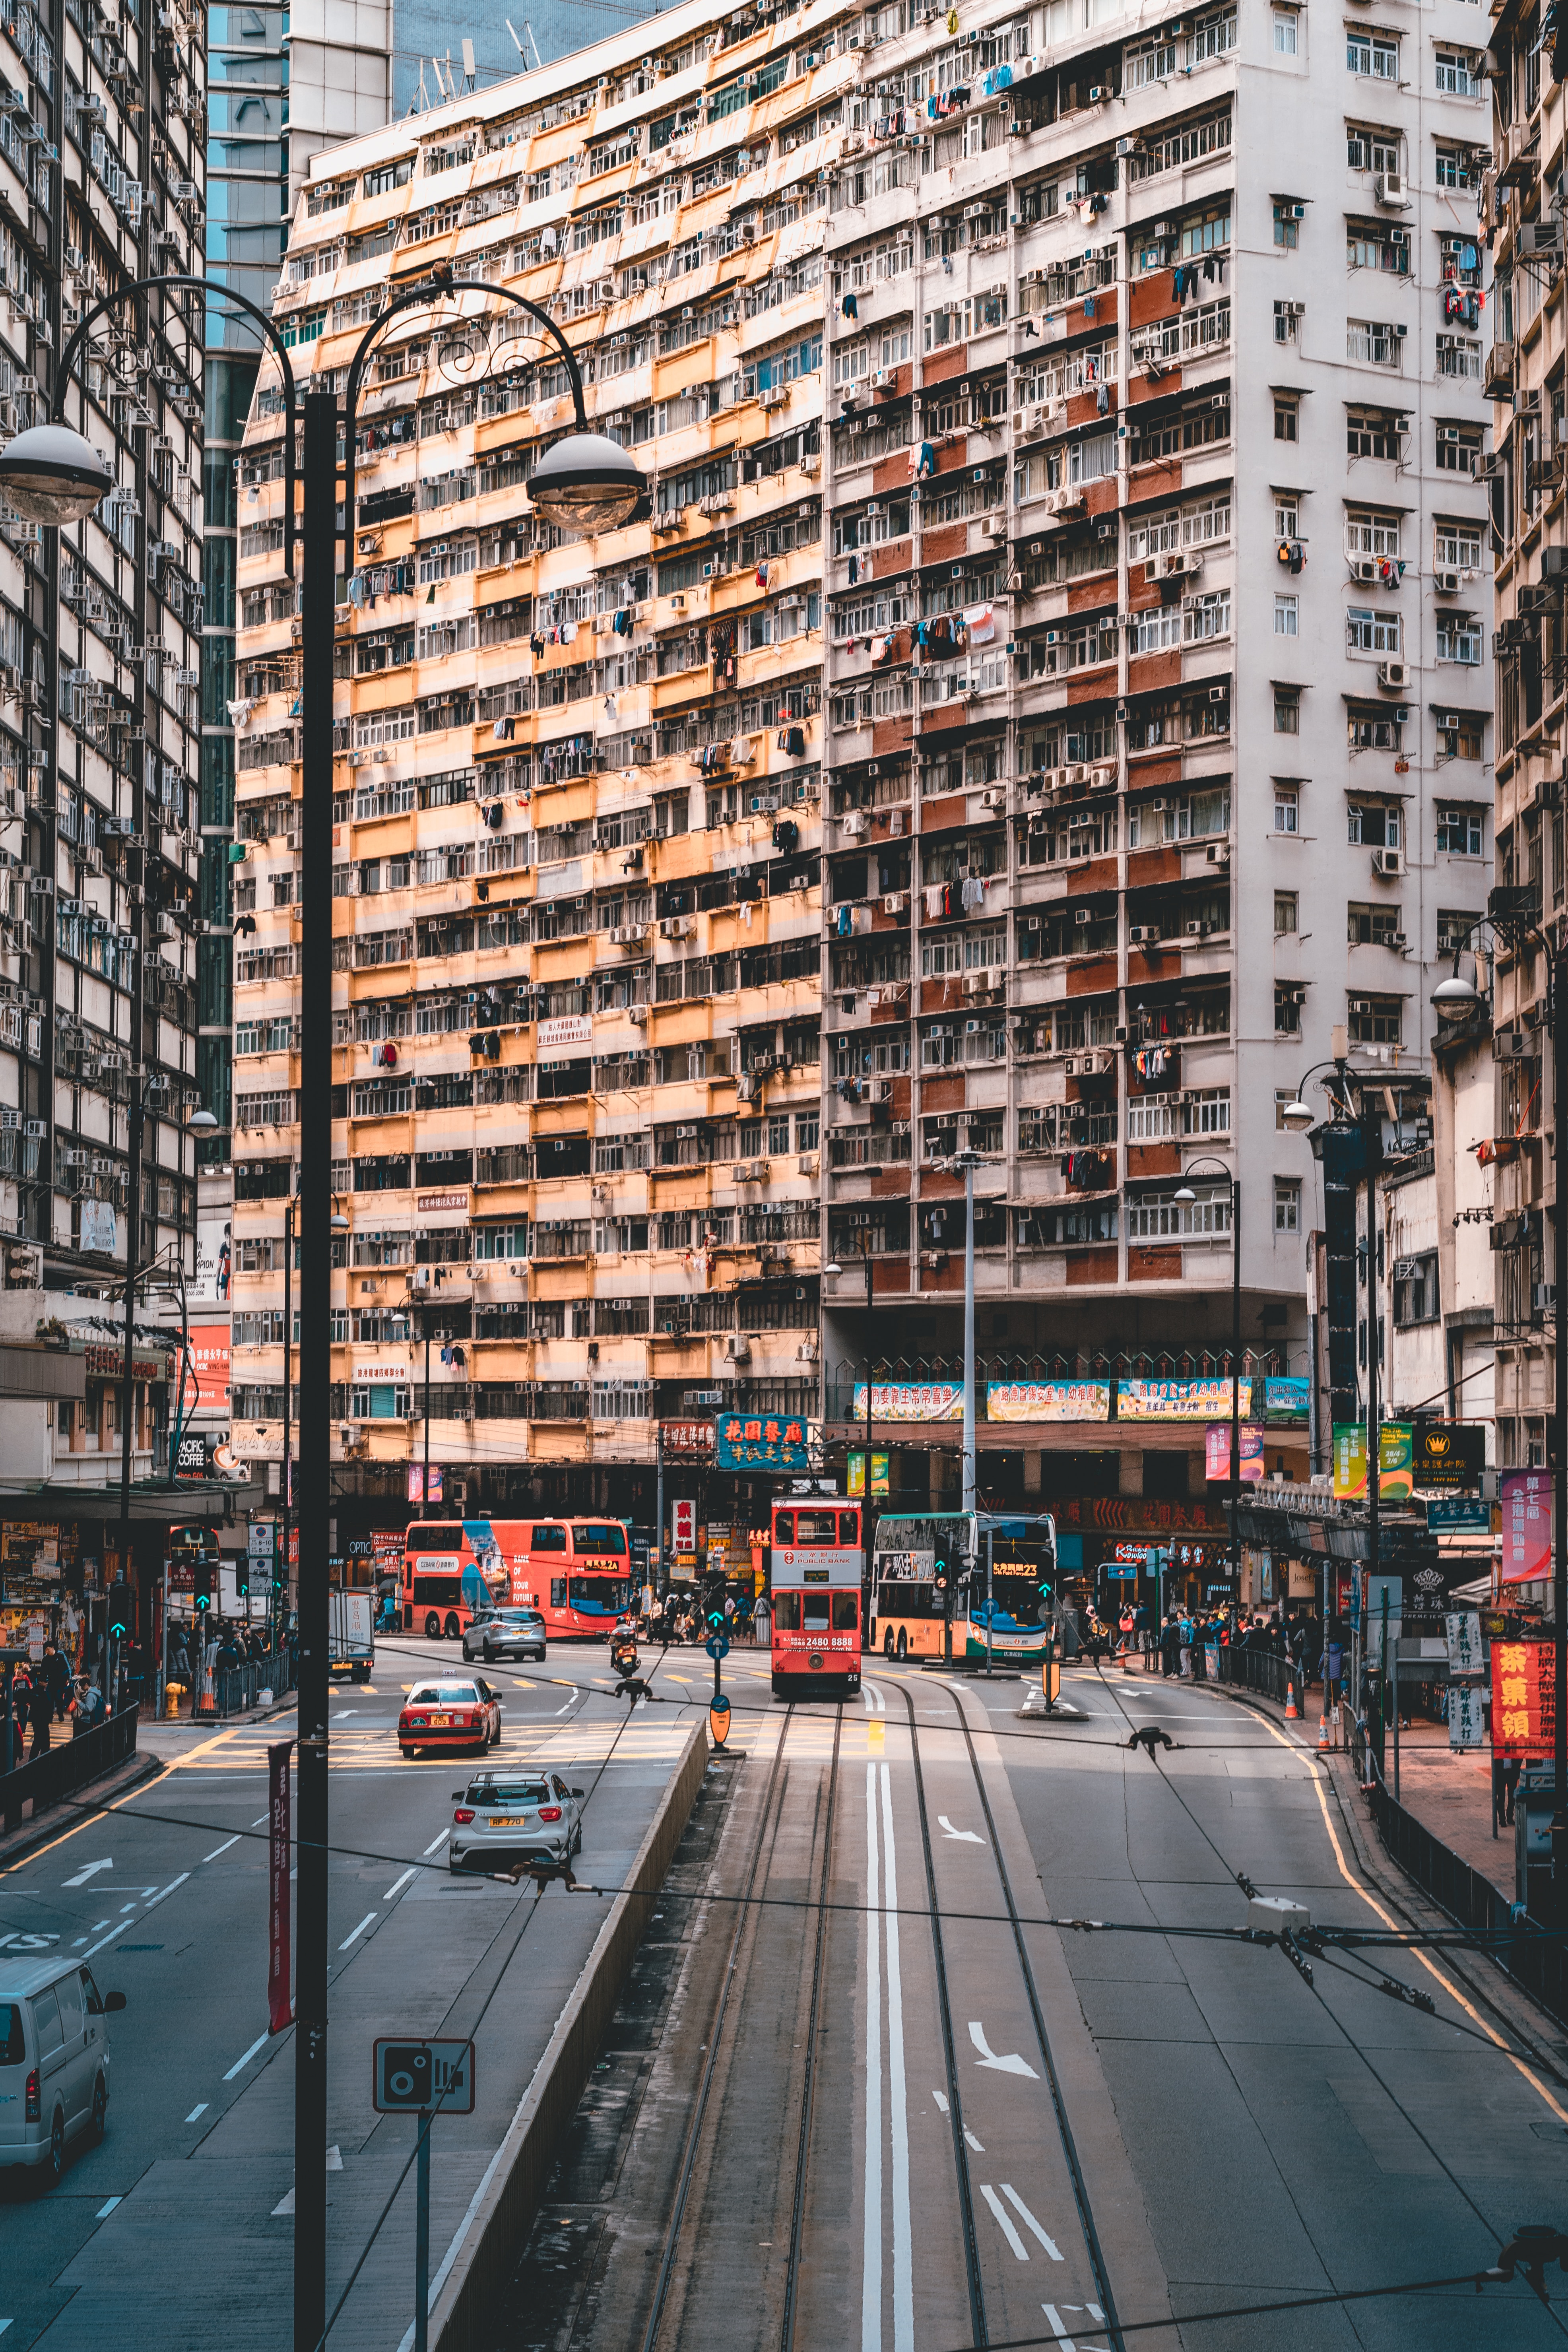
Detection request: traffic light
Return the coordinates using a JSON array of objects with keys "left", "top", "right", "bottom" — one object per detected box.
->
[
  {"left": 107, "top": 1582, "right": 132, "bottom": 1642},
  {"left": 194, "top": 1558, "right": 213, "bottom": 1612},
  {"left": 706, "top": 1603, "right": 725, "bottom": 1634},
  {"left": 235, "top": 1554, "right": 249, "bottom": 1601}
]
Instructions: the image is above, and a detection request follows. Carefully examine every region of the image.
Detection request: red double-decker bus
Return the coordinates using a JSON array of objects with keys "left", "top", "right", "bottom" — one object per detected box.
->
[
  {"left": 769, "top": 1500, "right": 862, "bottom": 1698},
  {"left": 402, "top": 1517, "right": 634, "bottom": 1641}
]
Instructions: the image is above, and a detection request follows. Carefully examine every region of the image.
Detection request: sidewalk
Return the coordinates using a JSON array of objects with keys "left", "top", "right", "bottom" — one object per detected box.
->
[{"left": 1198, "top": 1661, "right": 1512, "bottom": 1902}]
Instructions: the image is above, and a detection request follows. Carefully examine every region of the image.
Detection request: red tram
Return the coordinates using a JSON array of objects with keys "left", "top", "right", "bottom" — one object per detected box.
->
[{"left": 770, "top": 1500, "right": 862, "bottom": 1698}]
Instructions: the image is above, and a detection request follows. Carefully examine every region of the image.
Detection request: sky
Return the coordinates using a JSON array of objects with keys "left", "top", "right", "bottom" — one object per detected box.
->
[{"left": 391, "top": 0, "right": 670, "bottom": 116}]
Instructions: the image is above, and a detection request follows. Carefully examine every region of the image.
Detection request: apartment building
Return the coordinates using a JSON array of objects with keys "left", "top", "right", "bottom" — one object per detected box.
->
[
  {"left": 230, "top": 0, "right": 1494, "bottom": 1569},
  {"left": 815, "top": 0, "right": 1495, "bottom": 1598},
  {"left": 230, "top": 0, "right": 837, "bottom": 1516},
  {"left": 0, "top": 0, "right": 214, "bottom": 1629},
  {"left": 1483, "top": 3, "right": 1563, "bottom": 1478}
]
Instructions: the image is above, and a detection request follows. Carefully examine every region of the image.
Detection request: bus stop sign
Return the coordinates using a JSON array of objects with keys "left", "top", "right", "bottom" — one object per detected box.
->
[{"left": 373, "top": 2038, "right": 475, "bottom": 2115}]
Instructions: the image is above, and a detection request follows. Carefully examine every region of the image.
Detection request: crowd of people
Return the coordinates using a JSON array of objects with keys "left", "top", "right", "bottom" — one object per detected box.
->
[
  {"left": 1067, "top": 1598, "right": 1345, "bottom": 1693},
  {"left": 1, "top": 1642, "right": 104, "bottom": 1768}
]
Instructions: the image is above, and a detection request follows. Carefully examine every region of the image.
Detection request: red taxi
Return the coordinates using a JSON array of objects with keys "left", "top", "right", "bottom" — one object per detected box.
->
[{"left": 398, "top": 1675, "right": 503, "bottom": 1758}]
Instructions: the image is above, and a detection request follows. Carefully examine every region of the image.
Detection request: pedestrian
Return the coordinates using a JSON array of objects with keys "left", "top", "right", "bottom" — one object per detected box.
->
[
  {"left": 1320, "top": 1622, "right": 1344, "bottom": 1711},
  {"left": 1159, "top": 1613, "right": 1178, "bottom": 1678},
  {"left": 43, "top": 1642, "right": 72, "bottom": 1722},
  {"left": 27, "top": 1668, "right": 52, "bottom": 1758},
  {"left": 1178, "top": 1611, "right": 1194, "bottom": 1680}
]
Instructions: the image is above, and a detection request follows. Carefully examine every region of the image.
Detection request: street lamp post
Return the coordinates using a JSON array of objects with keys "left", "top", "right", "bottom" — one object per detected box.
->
[
  {"left": 0, "top": 273, "right": 647, "bottom": 2352},
  {"left": 954, "top": 1148, "right": 979, "bottom": 1523},
  {"left": 1433, "top": 927, "right": 1568, "bottom": 1914},
  {"left": 1173, "top": 1162, "right": 1240, "bottom": 1610}
]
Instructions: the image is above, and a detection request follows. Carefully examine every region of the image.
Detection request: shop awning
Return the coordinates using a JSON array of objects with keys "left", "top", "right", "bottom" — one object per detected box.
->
[
  {"left": 0, "top": 1479, "right": 241, "bottom": 1523},
  {"left": 0, "top": 1345, "right": 85, "bottom": 1403}
]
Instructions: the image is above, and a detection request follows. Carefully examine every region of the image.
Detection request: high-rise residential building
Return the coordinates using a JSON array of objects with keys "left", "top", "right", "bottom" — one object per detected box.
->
[
  {"left": 0, "top": 0, "right": 215, "bottom": 1639},
  {"left": 1481, "top": 7, "right": 1558, "bottom": 1478},
  {"left": 231, "top": 0, "right": 1494, "bottom": 1592}
]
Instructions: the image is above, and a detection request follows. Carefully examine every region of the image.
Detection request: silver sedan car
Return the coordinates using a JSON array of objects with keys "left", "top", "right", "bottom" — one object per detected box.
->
[{"left": 449, "top": 1769, "right": 584, "bottom": 1875}]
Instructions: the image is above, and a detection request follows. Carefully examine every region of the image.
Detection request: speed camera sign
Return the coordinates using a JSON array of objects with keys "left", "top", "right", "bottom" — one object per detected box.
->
[{"left": 373, "top": 2037, "right": 475, "bottom": 2115}]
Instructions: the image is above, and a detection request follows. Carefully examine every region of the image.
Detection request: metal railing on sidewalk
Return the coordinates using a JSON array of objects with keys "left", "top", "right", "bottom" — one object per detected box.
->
[
  {"left": 0, "top": 1702, "right": 139, "bottom": 1836},
  {"left": 210, "top": 1640, "right": 297, "bottom": 1719},
  {"left": 1214, "top": 1642, "right": 1299, "bottom": 1709}
]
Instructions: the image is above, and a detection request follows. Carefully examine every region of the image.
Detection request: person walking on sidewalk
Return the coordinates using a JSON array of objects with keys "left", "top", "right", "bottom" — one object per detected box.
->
[
  {"left": 27, "top": 1669, "right": 52, "bottom": 1758},
  {"left": 1178, "top": 1611, "right": 1195, "bottom": 1680},
  {"left": 1159, "top": 1613, "right": 1179, "bottom": 1678}
]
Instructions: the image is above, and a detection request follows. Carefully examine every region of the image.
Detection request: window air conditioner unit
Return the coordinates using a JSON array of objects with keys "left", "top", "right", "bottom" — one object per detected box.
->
[
  {"left": 1433, "top": 569, "right": 1461, "bottom": 593},
  {"left": 1377, "top": 660, "right": 1410, "bottom": 691},
  {"left": 1371, "top": 847, "right": 1404, "bottom": 877},
  {"left": 1374, "top": 171, "right": 1410, "bottom": 209}
]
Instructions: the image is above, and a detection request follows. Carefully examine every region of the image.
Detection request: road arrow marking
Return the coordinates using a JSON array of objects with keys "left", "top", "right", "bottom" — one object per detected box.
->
[
  {"left": 63, "top": 1858, "right": 113, "bottom": 1888},
  {"left": 968, "top": 2021, "right": 1038, "bottom": 2078},
  {"left": 938, "top": 1816, "right": 984, "bottom": 1843}
]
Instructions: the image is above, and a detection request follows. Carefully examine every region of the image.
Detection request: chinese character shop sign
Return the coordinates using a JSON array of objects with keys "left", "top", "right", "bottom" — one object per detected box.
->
[
  {"left": 715, "top": 1415, "right": 811, "bottom": 1473},
  {"left": 1491, "top": 1642, "right": 1557, "bottom": 1760}
]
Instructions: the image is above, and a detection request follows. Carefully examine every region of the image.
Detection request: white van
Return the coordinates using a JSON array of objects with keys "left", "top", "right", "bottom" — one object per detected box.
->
[{"left": 0, "top": 1953, "right": 124, "bottom": 2183}]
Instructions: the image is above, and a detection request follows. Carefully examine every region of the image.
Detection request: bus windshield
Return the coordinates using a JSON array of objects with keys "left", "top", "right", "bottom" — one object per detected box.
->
[
  {"left": 567, "top": 1575, "right": 631, "bottom": 1616},
  {"left": 572, "top": 1523, "right": 627, "bottom": 1555}
]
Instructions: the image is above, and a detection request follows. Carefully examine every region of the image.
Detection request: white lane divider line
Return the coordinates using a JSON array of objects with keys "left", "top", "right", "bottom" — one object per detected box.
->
[
  {"left": 879, "top": 1762, "right": 914, "bottom": 2352},
  {"left": 980, "top": 2185, "right": 1029, "bottom": 2260},
  {"left": 385, "top": 1867, "right": 418, "bottom": 1900},
  {"left": 252, "top": 1816, "right": 268, "bottom": 1828},
  {"left": 95, "top": 2197, "right": 121, "bottom": 2219},
  {"left": 82, "top": 1921, "right": 133, "bottom": 1961},
  {"left": 338, "top": 1911, "right": 377, "bottom": 1950},
  {"left": 932, "top": 2090, "right": 949, "bottom": 2113},
  {"left": 938, "top": 1816, "right": 984, "bottom": 1843},
  {"left": 422, "top": 1828, "right": 449, "bottom": 1856},
  {"left": 224, "top": 2029, "right": 271, "bottom": 2081},
  {"left": 1001, "top": 2184, "right": 1062, "bottom": 2259},
  {"left": 968, "top": 2020, "right": 1039, "bottom": 2078},
  {"left": 861, "top": 1764, "right": 882, "bottom": 2352},
  {"left": 186, "top": 2104, "right": 208, "bottom": 2123},
  {"left": 964, "top": 2129, "right": 984, "bottom": 2152},
  {"left": 201, "top": 1836, "right": 241, "bottom": 1863},
  {"left": 326, "top": 2144, "right": 343, "bottom": 2171}
]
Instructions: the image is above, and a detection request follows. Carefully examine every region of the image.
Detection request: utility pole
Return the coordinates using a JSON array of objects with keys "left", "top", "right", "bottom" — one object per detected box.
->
[{"left": 958, "top": 1149, "right": 978, "bottom": 1520}]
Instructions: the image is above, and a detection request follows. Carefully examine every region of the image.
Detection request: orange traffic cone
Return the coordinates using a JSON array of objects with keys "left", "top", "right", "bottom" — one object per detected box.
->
[
  {"left": 194, "top": 1663, "right": 217, "bottom": 1719},
  {"left": 1318, "top": 1713, "right": 1331, "bottom": 1752},
  {"left": 1284, "top": 1678, "right": 1299, "bottom": 1719}
]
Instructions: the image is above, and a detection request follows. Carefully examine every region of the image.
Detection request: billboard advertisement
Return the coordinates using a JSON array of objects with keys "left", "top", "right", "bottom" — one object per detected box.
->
[
  {"left": 986, "top": 1380, "right": 1111, "bottom": 1422},
  {"left": 1118, "top": 1378, "right": 1252, "bottom": 1422},
  {"left": 189, "top": 1326, "right": 231, "bottom": 1412}
]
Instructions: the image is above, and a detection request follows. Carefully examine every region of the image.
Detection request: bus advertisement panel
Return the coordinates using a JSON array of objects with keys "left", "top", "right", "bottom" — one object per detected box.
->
[
  {"left": 869, "top": 1514, "right": 1056, "bottom": 1664},
  {"left": 402, "top": 1518, "right": 634, "bottom": 1640}
]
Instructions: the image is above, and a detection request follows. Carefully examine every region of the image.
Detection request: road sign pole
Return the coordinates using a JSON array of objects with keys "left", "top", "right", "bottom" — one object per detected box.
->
[{"left": 414, "top": 2110, "right": 431, "bottom": 2352}]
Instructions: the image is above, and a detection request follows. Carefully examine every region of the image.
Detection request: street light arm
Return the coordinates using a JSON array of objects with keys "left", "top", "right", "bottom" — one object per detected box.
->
[
  {"left": 53, "top": 273, "right": 301, "bottom": 576},
  {"left": 340, "top": 275, "right": 592, "bottom": 553}
]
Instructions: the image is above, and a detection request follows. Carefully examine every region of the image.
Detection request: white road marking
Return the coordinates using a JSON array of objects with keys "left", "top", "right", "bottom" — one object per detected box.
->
[
  {"left": 224, "top": 2029, "right": 271, "bottom": 2080},
  {"left": 252, "top": 1816, "right": 268, "bottom": 1828},
  {"left": 980, "top": 2185, "right": 1029, "bottom": 2260},
  {"left": 880, "top": 1763, "right": 913, "bottom": 2352},
  {"left": 82, "top": 1921, "right": 132, "bottom": 1961},
  {"left": 969, "top": 2021, "right": 1039, "bottom": 2078},
  {"left": 1001, "top": 2185, "right": 1063, "bottom": 2259},
  {"left": 95, "top": 2197, "right": 121, "bottom": 2219},
  {"left": 964, "top": 2129, "right": 984, "bottom": 2152},
  {"left": 63, "top": 1858, "right": 113, "bottom": 1888},
  {"left": 326, "top": 2144, "right": 342, "bottom": 2170},
  {"left": 932, "top": 2090, "right": 949, "bottom": 2113},
  {"left": 338, "top": 1911, "right": 377, "bottom": 1950},
  {"left": 938, "top": 1816, "right": 984, "bottom": 1843},
  {"left": 553, "top": 1696, "right": 576, "bottom": 1715},
  {"left": 201, "top": 1837, "right": 240, "bottom": 1863},
  {"left": 385, "top": 1867, "right": 418, "bottom": 1899},
  {"left": 272, "top": 2188, "right": 295, "bottom": 2216},
  {"left": 186, "top": 2104, "right": 208, "bottom": 2122},
  {"left": 422, "top": 1828, "right": 449, "bottom": 1855},
  {"left": 862, "top": 1764, "right": 883, "bottom": 2352}
]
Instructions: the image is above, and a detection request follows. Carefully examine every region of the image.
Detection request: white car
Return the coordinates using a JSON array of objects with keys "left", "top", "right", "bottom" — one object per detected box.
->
[{"left": 0, "top": 1954, "right": 124, "bottom": 2183}]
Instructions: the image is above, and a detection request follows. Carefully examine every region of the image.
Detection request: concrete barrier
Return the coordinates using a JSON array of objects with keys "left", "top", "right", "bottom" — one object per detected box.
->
[{"left": 423, "top": 1713, "right": 710, "bottom": 2352}]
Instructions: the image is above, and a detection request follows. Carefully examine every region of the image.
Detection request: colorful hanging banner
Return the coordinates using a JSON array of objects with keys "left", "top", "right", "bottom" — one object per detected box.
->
[
  {"left": 1204, "top": 1423, "right": 1265, "bottom": 1483},
  {"left": 986, "top": 1379, "right": 1111, "bottom": 1423},
  {"left": 1491, "top": 1640, "right": 1557, "bottom": 1760},
  {"left": 1117, "top": 1378, "right": 1252, "bottom": 1422}
]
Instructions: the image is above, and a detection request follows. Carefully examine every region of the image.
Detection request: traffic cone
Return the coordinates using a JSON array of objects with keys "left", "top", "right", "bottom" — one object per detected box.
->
[
  {"left": 1284, "top": 1678, "right": 1299, "bottom": 1719},
  {"left": 194, "top": 1663, "right": 217, "bottom": 1719},
  {"left": 1318, "top": 1712, "right": 1331, "bottom": 1752}
]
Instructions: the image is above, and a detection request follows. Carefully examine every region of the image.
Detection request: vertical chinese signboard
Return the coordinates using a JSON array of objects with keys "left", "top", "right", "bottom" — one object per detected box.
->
[
  {"left": 1490, "top": 1641, "right": 1557, "bottom": 1760},
  {"left": 1501, "top": 1470, "right": 1553, "bottom": 1585}
]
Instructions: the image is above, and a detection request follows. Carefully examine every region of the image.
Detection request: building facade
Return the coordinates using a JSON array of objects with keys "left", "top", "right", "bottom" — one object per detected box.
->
[
  {"left": 1484, "top": 4, "right": 1560, "bottom": 1477},
  {"left": 231, "top": 0, "right": 1494, "bottom": 1587}
]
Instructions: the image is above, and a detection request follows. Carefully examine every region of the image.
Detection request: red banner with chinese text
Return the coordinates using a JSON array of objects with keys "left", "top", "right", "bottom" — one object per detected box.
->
[{"left": 1490, "top": 1642, "right": 1557, "bottom": 1760}]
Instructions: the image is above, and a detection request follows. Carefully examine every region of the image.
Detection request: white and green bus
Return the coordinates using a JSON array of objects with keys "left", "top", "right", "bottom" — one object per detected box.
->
[{"left": 868, "top": 1512, "right": 1057, "bottom": 1665}]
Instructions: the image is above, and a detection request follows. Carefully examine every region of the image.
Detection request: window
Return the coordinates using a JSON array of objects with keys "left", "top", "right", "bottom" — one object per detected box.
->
[
  {"left": 1275, "top": 1089, "right": 1297, "bottom": 1132},
  {"left": 1274, "top": 396, "right": 1299, "bottom": 442},
  {"left": 1345, "top": 507, "right": 1402, "bottom": 559},
  {"left": 1347, "top": 219, "right": 1410, "bottom": 273},
  {"left": 1274, "top": 783, "right": 1300, "bottom": 832},
  {"left": 1394, "top": 1252, "right": 1439, "bottom": 1323},
  {"left": 1434, "top": 50, "right": 1475, "bottom": 97},
  {"left": 1347, "top": 124, "right": 1401, "bottom": 173},
  {"left": 1438, "top": 714, "right": 1485, "bottom": 760},
  {"left": 1437, "top": 907, "right": 1479, "bottom": 953},
  {"left": 1274, "top": 493, "right": 1300, "bottom": 537},
  {"left": 1273, "top": 199, "right": 1301, "bottom": 248},
  {"left": 1275, "top": 984, "right": 1303, "bottom": 1034},
  {"left": 1347, "top": 319, "right": 1404, "bottom": 368},
  {"left": 1273, "top": 9, "right": 1299, "bottom": 55},
  {"left": 1273, "top": 593, "right": 1298, "bottom": 637},
  {"left": 1274, "top": 1179, "right": 1302, "bottom": 1235},
  {"left": 1347, "top": 30, "right": 1398, "bottom": 78},
  {"left": 1347, "top": 900, "right": 1402, "bottom": 944},
  {"left": 1436, "top": 612, "right": 1483, "bottom": 664},
  {"left": 1349, "top": 994, "right": 1403, "bottom": 1044},
  {"left": 1435, "top": 421, "right": 1483, "bottom": 473},
  {"left": 1437, "top": 805, "right": 1485, "bottom": 854},
  {"left": 1347, "top": 408, "right": 1403, "bottom": 460},
  {"left": 1275, "top": 891, "right": 1298, "bottom": 933},
  {"left": 1274, "top": 691, "right": 1300, "bottom": 737},
  {"left": 1434, "top": 520, "right": 1485, "bottom": 571},
  {"left": 1434, "top": 144, "right": 1477, "bottom": 190},
  {"left": 1347, "top": 605, "right": 1401, "bottom": 655},
  {"left": 1274, "top": 300, "right": 1301, "bottom": 344},
  {"left": 1347, "top": 801, "right": 1399, "bottom": 848}
]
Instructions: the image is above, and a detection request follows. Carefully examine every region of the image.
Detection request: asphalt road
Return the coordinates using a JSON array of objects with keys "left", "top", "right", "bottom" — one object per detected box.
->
[
  {"left": 488, "top": 1644, "right": 1568, "bottom": 2352},
  {"left": 0, "top": 1631, "right": 710, "bottom": 2350}
]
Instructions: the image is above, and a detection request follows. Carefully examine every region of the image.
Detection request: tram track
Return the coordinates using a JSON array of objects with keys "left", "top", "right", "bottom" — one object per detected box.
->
[{"left": 891, "top": 1673, "right": 1128, "bottom": 2352}]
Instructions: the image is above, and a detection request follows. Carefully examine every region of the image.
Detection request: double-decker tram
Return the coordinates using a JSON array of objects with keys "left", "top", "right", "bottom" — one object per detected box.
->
[
  {"left": 769, "top": 1499, "right": 863, "bottom": 1698},
  {"left": 869, "top": 1512, "right": 1056, "bottom": 1663}
]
